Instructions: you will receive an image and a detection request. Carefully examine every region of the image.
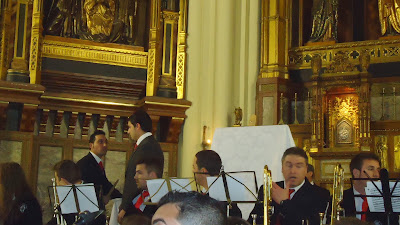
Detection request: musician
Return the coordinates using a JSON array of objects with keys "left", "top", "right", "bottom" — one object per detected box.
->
[
  {"left": 341, "top": 152, "right": 398, "bottom": 224},
  {"left": 49, "top": 160, "right": 108, "bottom": 225},
  {"left": 123, "top": 158, "right": 162, "bottom": 219},
  {"left": 248, "top": 147, "right": 330, "bottom": 225},
  {"left": 192, "top": 150, "right": 242, "bottom": 218},
  {"left": 76, "top": 130, "right": 122, "bottom": 205},
  {"left": 307, "top": 164, "right": 330, "bottom": 200},
  {"left": 118, "top": 109, "right": 164, "bottom": 223},
  {"left": 47, "top": 160, "right": 84, "bottom": 225}
]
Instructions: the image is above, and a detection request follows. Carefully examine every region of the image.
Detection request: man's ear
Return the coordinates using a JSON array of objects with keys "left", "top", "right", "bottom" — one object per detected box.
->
[
  {"left": 149, "top": 171, "right": 158, "bottom": 179},
  {"left": 136, "top": 123, "right": 142, "bottom": 130},
  {"left": 89, "top": 143, "right": 93, "bottom": 149},
  {"left": 353, "top": 168, "right": 361, "bottom": 178}
]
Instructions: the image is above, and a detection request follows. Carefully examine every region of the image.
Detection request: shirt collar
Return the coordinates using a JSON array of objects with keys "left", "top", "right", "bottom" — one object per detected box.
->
[
  {"left": 284, "top": 179, "right": 306, "bottom": 196},
  {"left": 136, "top": 132, "right": 152, "bottom": 146},
  {"left": 90, "top": 151, "right": 102, "bottom": 164}
]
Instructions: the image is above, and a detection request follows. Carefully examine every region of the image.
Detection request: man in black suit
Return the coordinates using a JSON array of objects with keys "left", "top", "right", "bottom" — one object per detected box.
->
[
  {"left": 341, "top": 152, "right": 398, "bottom": 224},
  {"left": 248, "top": 147, "right": 330, "bottom": 225},
  {"left": 118, "top": 109, "right": 164, "bottom": 223},
  {"left": 192, "top": 150, "right": 242, "bottom": 218},
  {"left": 76, "top": 130, "right": 122, "bottom": 205},
  {"left": 123, "top": 158, "right": 163, "bottom": 221},
  {"left": 307, "top": 164, "right": 330, "bottom": 196}
]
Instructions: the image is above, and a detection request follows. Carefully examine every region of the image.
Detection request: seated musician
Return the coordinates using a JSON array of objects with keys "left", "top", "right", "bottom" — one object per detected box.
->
[
  {"left": 124, "top": 158, "right": 162, "bottom": 219},
  {"left": 48, "top": 160, "right": 106, "bottom": 225},
  {"left": 341, "top": 152, "right": 398, "bottom": 224},
  {"left": 248, "top": 147, "right": 330, "bottom": 225},
  {"left": 192, "top": 150, "right": 242, "bottom": 218}
]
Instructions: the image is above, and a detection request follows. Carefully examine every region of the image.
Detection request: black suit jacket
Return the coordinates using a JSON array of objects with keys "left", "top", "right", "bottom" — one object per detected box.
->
[
  {"left": 248, "top": 180, "right": 330, "bottom": 225},
  {"left": 341, "top": 188, "right": 398, "bottom": 225},
  {"left": 120, "top": 135, "right": 164, "bottom": 211},
  {"left": 125, "top": 196, "right": 158, "bottom": 219},
  {"left": 76, "top": 153, "right": 122, "bottom": 200}
]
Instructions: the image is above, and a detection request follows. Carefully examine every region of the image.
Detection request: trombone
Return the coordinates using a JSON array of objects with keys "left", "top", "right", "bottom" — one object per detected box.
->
[
  {"left": 52, "top": 178, "right": 66, "bottom": 225},
  {"left": 263, "top": 165, "right": 272, "bottom": 225},
  {"left": 330, "top": 163, "right": 344, "bottom": 225}
]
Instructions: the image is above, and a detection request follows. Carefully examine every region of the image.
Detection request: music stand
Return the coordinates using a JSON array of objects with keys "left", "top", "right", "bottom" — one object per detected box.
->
[
  {"left": 48, "top": 183, "right": 103, "bottom": 224},
  {"left": 146, "top": 177, "right": 196, "bottom": 204},
  {"left": 351, "top": 169, "right": 400, "bottom": 225},
  {"left": 194, "top": 166, "right": 259, "bottom": 217}
]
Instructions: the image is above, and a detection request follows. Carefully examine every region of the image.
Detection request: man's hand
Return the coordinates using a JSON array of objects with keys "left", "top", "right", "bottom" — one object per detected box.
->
[
  {"left": 118, "top": 209, "right": 126, "bottom": 224},
  {"left": 271, "top": 182, "right": 289, "bottom": 204}
]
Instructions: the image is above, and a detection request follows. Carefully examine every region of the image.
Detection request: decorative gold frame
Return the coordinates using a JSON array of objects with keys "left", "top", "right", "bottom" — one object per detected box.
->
[{"left": 42, "top": 36, "right": 148, "bottom": 69}]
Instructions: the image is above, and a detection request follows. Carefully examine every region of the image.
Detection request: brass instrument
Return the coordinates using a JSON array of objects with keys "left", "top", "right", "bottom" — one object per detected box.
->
[
  {"left": 52, "top": 178, "right": 66, "bottom": 225},
  {"left": 330, "top": 163, "right": 344, "bottom": 225},
  {"left": 264, "top": 165, "right": 273, "bottom": 225}
]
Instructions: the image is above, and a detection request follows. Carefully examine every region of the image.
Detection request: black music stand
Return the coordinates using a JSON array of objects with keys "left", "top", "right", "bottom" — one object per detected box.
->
[
  {"left": 351, "top": 169, "right": 400, "bottom": 225},
  {"left": 194, "top": 166, "right": 259, "bottom": 217},
  {"left": 48, "top": 183, "right": 103, "bottom": 225}
]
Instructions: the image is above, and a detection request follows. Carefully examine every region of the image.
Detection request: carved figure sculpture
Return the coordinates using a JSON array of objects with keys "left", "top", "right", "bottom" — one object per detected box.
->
[
  {"left": 379, "top": 0, "right": 400, "bottom": 36},
  {"left": 309, "top": 0, "right": 338, "bottom": 42},
  {"left": 376, "top": 136, "right": 389, "bottom": 169},
  {"left": 234, "top": 107, "right": 243, "bottom": 126}
]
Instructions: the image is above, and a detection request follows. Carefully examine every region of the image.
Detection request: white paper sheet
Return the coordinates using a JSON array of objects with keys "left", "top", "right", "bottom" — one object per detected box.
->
[
  {"left": 56, "top": 183, "right": 99, "bottom": 214},
  {"left": 147, "top": 178, "right": 194, "bottom": 203},
  {"left": 365, "top": 181, "right": 400, "bottom": 213},
  {"left": 207, "top": 175, "right": 247, "bottom": 202}
]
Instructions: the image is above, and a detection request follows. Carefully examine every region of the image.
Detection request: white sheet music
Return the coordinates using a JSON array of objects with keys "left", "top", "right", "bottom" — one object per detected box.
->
[
  {"left": 56, "top": 183, "right": 99, "bottom": 214},
  {"left": 365, "top": 181, "right": 400, "bottom": 213},
  {"left": 207, "top": 175, "right": 246, "bottom": 202},
  {"left": 147, "top": 178, "right": 193, "bottom": 203}
]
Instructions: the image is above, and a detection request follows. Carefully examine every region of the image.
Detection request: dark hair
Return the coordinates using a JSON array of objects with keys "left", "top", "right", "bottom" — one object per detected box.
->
[
  {"left": 89, "top": 130, "right": 106, "bottom": 143},
  {"left": 129, "top": 109, "right": 152, "bottom": 132},
  {"left": 307, "top": 164, "right": 315, "bottom": 178},
  {"left": 53, "top": 160, "right": 81, "bottom": 184},
  {"left": 0, "top": 162, "right": 36, "bottom": 220},
  {"left": 158, "top": 191, "right": 225, "bottom": 225},
  {"left": 195, "top": 150, "right": 222, "bottom": 176},
  {"left": 336, "top": 217, "right": 372, "bottom": 225},
  {"left": 121, "top": 214, "right": 150, "bottom": 225},
  {"left": 136, "top": 158, "right": 163, "bottom": 178},
  {"left": 281, "top": 147, "right": 308, "bottom": 163},
  {"left": 350, "top": 152, "right": 381, "bottom": 178}
]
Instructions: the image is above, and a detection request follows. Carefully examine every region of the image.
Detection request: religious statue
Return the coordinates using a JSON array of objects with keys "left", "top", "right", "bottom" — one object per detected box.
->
[
  {"left": 234, "top": 107, "right": 243, "bottom": 127},
  {"left": 43, "top": 0, "right": 148, "bottom": 45},
  {"left": 378, "top": 0, "right": 400, "bottom": 36},
  {"left": 376, "top": 136, "right": 389, "bottom": 169},
  {"left": 303, "top": 139, "right": 314, "bottom": 166},
  {"left": 309, "top": 0, "right": 338, "bottom": 42},
  {"left": 395, "top": 138, "right": 400, "bottom": 171}
]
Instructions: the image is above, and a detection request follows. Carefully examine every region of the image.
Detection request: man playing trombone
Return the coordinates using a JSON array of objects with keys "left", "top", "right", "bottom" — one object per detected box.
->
[{"left": 248, "top": 147, "right": 330, "bottom": 225}]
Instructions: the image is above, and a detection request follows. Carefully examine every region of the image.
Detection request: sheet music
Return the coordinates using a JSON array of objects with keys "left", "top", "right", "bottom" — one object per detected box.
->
[
  {"left": 147, "top": 178, "right": 193, "bottom": 203},
  {"left": 56, "top": 183, "right": 99, "bottom": 214},
  {"left": 207, "top": 175, "right": 246, "bottom": 202},
  {"left": 365, "top": 181, "right": 400, "bottom": 213}
]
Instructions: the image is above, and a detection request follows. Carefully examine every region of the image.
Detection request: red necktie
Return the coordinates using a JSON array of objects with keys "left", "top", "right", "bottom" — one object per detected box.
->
[
  {"left": 276, "top": 189, "right": 295, "bottom": 225},
  {"left": 134, "top": 143, "right": 138, "bottom": 150},
  {"left": 361, "top": 197, "right": 368, "bottom": 221},
  {"left": 98, "top": 161, "right": 104, "bottom": 171},
  {"left": 135, "top": 191, "right": 149, "bottom": 211},
  {"left": 289, "top": 189, "right": 295, "bottom": 199}
]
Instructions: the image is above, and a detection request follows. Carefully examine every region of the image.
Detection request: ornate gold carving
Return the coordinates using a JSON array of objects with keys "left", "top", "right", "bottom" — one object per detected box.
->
[
  {"left": 375, "top": 135, "right": 388, "bottom": 169},
  {"left": 42, "top": 36, "right": 147, "bottom": 68},
  {"left": 289, "top": 39, "right": 400, "bottom": 69},
  {"left": 0, "top": 0, "right": 12, "bottom": 80},
  {"left": 84, "top": 0, "right": 116, "bottom": 36},
  {"left": 29, "top": 0, "right": 44, "bottom": 84},
  {"left": 325, "top": 51, "right": 357, "bottom": 73},
  {"left": 311, "top": 54, "right": 322, "bottom": 75},
  {"left": 146, "top": 48, "right": 156, "bottom": 96},
  {"left": 378, "top": 0, "right": 400, "bottom": 35},
  {"left": 394, "top": 135, "right": 400, "bottom": 171},
  {"left": 175, "top": 0, "right": 188, "bottom": 99},
  {"left": 329, "top": 96, "right": 359, "bottom": 147},
  {"left": 176, "top": 53, "right": 185, "bottom": 99}
]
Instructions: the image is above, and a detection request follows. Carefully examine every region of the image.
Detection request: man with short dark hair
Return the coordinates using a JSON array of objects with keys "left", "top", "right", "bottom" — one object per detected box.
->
[
  {"left": 76, "top": 130, "right": 122, "bottom": 205},
  {"left": 118, "top": 109, "right": 164, "bottom": 223},
  {"left": 340, "top": 152, "right": 397, "bottom": 224},
  {"left": 125, "top": 158, "right": 163, "bottom": 219},
  {"left": 248, "top": 147, "right": 330, "bottom": 225},
  {"left": 192, "top": 150, "right": 242, "bottom": 218},
  {"left": 152, "top": 191, "right": 226, "bottom": 225},
  {"left": 54, "top": 160, "right": 82, "bottom": 185}
]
